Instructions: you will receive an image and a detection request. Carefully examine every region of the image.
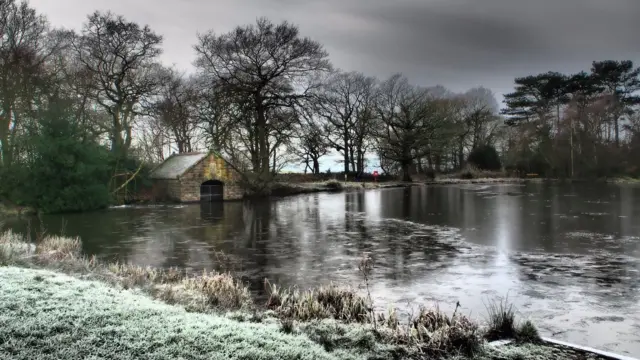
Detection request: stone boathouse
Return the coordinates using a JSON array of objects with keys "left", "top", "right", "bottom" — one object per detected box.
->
[{"left": 149, "top": 152, "right": 244, "bottom": 202}]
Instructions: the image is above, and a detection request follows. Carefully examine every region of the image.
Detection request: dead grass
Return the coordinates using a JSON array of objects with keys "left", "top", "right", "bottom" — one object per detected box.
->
[
  {"left": 0, "top": 230, "right": 545, "bottom": 359},
  {"left": 107, "top": 262, "right": 184, "bottom": 286},
  {"left": 0, "top": 230, "right": 252, "bottom": 311},
  {"left": 183, "top": 270, "right": 252, "bottom": 309},
  {"left": 0, "top": 230, "right": 34, "bottom": 265},
  {"left": 35, "top": 235, "right": 82, "bottom": 261},
  {"left": 484, "top": 297, "right": 517, "bottom": 341},
  {"left": 265, "top": 280, "right": 370, "bottom": 323},
  {"left": 378, "top": 305, "right": 482, "bottom": 357},
  {"left": 484, "top": 297, "right": 541, "bottom": 344}
]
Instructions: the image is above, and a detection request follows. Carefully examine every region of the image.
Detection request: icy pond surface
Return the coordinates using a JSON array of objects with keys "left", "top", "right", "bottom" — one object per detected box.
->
[{"left": 7, "top": 183, "right": 640, "bottom": 356}]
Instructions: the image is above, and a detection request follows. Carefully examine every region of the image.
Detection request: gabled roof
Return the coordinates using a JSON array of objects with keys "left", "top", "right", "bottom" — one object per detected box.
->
[{"left": 149, "top": 152, "right": 208, "bottom": 180}]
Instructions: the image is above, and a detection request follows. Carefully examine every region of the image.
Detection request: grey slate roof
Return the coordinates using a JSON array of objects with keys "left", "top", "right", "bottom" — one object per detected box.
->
[{"left": 149, "top": 152, "right": 208, "bottom": 180}]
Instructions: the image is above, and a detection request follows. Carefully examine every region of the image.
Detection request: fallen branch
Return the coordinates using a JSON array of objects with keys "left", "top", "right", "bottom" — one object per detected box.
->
[{"left": 111, "top": 162, "right": 144, "bottom": 195}]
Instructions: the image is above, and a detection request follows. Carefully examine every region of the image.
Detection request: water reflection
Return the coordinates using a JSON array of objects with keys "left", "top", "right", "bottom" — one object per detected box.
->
[{"left": 4, "top": 183, "right": 640, "bottom": 355}]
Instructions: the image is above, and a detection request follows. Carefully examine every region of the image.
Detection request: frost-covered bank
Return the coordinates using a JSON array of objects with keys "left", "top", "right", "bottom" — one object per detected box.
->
[
  {"left": 0, "top": 231, "right": 615, "bottom": 360},
  {"left": 0, "top": 266, "right": 348, "bottom": 360}
]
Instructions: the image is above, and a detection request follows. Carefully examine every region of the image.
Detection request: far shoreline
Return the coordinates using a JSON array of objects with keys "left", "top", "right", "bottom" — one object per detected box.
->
[{"left": 3, "top": 176, "right": 639, "bottom": 218}]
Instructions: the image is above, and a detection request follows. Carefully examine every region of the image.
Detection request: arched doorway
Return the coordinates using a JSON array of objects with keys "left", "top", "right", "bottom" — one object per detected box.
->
[{"left": 200, "top": 180, "right": 224, "bottom": 202}]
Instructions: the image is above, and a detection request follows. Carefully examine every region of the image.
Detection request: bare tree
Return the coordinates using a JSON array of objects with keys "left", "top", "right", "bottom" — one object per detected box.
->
[
  {"left": 0, "top": 0, "right": 60, "bottom": 166},
  {"left": 135, "top": 114, "right": 168, "bottom": 164},
  {"left": 191, "top": 77, "right": 234, "bottom": 153},
  {"left": 71, "top": 11, "right": 164, "bottom": 160},
  {"left": 151, "top": 68, "right": 198, "bottom": 153},
  {"left": 373, "top": 74, "right": 453, "bottom": 181},
  {"left": 289, "top": 111, "right": 330, "bottom": 174},
  {"left": 194, "top": 17, "right": 331, "bottom": 178},
  {"left": 314, "top": 71, "right": 376, "bottom": 174}
]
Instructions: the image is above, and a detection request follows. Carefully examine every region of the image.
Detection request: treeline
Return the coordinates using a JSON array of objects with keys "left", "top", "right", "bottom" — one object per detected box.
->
[
  {"left": 1, "top": 1, "right": 637, "bottom": 213},
  {"left": 501, "top": 61, "right": 640, "bottom": 177},
  {"left": 0, "top": 2, "right": 505, "bottom": 213}
]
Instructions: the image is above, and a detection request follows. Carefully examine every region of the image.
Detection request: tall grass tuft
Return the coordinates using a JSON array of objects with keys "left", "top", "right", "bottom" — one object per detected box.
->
[
  {"left": 183, "top": 270, "right": 252, "bottom": 309},
  {"left": 108, "top": 263, "right": 161, "bottom": 288},
  {"left": 107, "top": 263, "right": 183, "bottom": 286},
  {"left": 484, "top": 296, "right": 517, "bottom": 341},
  {"left": 358, "top": 253, "right": 376, "bottom": 327},
  {"left": 36, "top": 235, "right": 82, "bottom": 261},
  {"left": 266, "top": 282, "right": 370, "bottom": 323},
  {"left": 483, "top": 296, "right": 541, "bottom": 344},
  {"left": 379, "top": 305, "right": 481, "bottom": 357},
  {"left": 0, "top": 230, "right": 33, "bottom": 265}
]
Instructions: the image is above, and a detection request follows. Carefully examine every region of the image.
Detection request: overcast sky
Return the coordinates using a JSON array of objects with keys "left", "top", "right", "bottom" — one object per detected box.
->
[{"left": 28, "top": 0, "right": 640, "bottom": 171}]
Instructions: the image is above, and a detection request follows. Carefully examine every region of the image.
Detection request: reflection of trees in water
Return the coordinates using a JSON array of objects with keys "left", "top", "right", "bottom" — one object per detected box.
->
[
  {"left": 14, "top": 190, "right": 461, "bottom": 297},
  {"left": 242, "top": 201, "right": 274, "bottom": 295},
  {"left": 16, "top": 208, "right": 157, "bottom": 263}
]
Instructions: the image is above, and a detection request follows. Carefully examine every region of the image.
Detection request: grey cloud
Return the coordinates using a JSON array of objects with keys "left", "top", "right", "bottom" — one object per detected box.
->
[
  {"left": 323, "top": 0, "right": 640, "bottom": 69},
  {"left": 29, "top": 0, "right": 640, "bottom": 100}
]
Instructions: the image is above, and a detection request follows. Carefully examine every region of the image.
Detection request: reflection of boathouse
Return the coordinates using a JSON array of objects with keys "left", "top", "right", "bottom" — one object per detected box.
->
[{"left": 149, "top": 152, "right": 244, "bottom": 202}]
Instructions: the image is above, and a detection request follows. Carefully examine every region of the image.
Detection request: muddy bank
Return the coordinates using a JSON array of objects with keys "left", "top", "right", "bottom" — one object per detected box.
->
[
  {"left": 426, "top": 178, "right": 533, "bottom": 185},
  {"left": 268, "top": 180, "right": 412, "bottom": 197},
  {"left": 425, "top": 177, "right": 640, "bottom": 185},
  {"left": 0, "top": 201, "right": 35, "bottom": 218}
]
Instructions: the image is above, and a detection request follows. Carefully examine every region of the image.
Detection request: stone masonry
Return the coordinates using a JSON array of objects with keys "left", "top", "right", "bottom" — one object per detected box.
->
[
  {"left": 150, "top": 152, "right": 244, "bottom": 202},
  {"left": 178, "top": 153, "right": 243, "bottom": 202}
]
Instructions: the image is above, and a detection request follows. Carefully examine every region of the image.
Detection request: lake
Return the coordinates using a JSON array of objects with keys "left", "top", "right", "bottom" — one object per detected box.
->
[{"left": 5, "top": 182, "right": 640, "bottom": 356}]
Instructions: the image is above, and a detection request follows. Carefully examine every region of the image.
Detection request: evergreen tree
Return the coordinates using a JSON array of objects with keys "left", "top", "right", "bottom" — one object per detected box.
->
[{"left": 28, "top": 95, "right": 112, "bottom": 213}]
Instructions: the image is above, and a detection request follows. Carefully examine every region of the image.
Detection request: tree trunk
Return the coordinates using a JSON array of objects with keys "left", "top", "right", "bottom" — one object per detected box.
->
[
  {"left": 458, "top": 139, "right": 465, "bottom": 170},
  {"left": 0, "top": 118, "right": 9, "bottom": 167},
  {"left": 342, "top": 128, "right": 350, "bottom": 174},
  {"left": 615, "top": 116, "right": 620, "bottom": 148},
  {"left": 313, "top": 158, "right": 320, "bottom": 174},
  {"left": 356, "top": 145, "right": 364, "bottom": 173},
  {"left": 303, "top": 154, "right": 310, "bottom": 174},
  {"left": 111, "top": 115, "right": 125, "bottom": 159},
  {"left": 401, "top": 147, "right": 412, "bottom": 182},
  {"left": 556, "top": 103, "right": 561, "bottom": 136},
  {"left": 255, "top": 98, "right": 270, "bottom": 177},
  {"left": 401, "top": 160, "right": 412, "bottom": 182},
  {"left": 272, "top": 147, "right": 277, "bottom": 173},
  {"left": 349, "top": 146, "right": 356, "bottom": 174}
]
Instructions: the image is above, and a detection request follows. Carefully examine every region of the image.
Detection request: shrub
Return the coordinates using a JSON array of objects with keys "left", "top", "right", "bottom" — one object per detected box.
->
[
  {"left": 12, "top": 96, "right": 113, "bottom": 214},
  {"left": 515, "top": 320, "right": 541, "bottom": 344},
  {"left": 324, "top": 180, "right": 343, "bottom": 190},
  {"left": 280, "top": 318, "right": 295, "bottom": 334},
  {"left": 468, "top": 144, "right": 502, "bottom": 171}
]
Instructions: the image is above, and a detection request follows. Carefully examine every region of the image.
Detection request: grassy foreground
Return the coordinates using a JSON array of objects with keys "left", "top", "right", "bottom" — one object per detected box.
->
[
  {"left": 0, "top": 266, "right": 344, "bottom": 360},
  {"left": 0, "top": 230, "right": 602, "bottom": 360}
]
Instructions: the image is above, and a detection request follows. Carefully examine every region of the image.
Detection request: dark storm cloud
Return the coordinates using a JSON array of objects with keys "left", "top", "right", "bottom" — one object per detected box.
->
[
  {"left": 29, "top": 0, "right": 640, "bottom": 97},
  {"left": 316, "top": 0, "right": 640, "bottom": 72}
]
